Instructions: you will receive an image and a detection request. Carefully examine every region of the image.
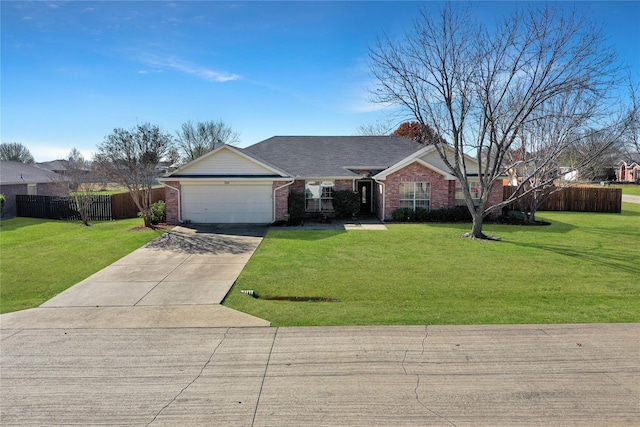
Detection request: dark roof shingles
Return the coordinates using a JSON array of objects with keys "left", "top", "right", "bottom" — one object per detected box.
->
[{"left": 243, "top": 136, "right": 423, "bottom": 178}]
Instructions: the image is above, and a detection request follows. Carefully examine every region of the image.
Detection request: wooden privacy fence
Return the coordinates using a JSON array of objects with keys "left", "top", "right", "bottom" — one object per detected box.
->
[
  {"left": 111, "top": 188, "right": 165, "bottom": 219},
  {"left": 16, "top": 187, "right": 165, "bottom": 221},
  {"left": 503, "top": 186, "right": 622, "bottom": 213}
]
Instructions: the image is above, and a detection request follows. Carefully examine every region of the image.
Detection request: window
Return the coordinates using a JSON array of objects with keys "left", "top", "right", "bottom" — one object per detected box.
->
[
  {"left": 27, "top": 184, "right": 37, "bottom": 195},
  {"left": 399, "top": 182, "right": 430, "bottom": 211},
  {"left": 455, "top": 179, "right": 480, "bottom": 205},
  {"left": 305, "top": 181, "right": 334, "bottom": 212}
]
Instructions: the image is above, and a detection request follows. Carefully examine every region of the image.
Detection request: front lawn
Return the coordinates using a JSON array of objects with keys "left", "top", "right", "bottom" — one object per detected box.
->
[
  {"left": 612, "top": 184, "right": 640, "bottom": 196},
  {"left": 0, "top": 218, "right": 165, "bottom": 313},
  {"left": 225, "top": 203, "right": 640, "bottom": 326}
]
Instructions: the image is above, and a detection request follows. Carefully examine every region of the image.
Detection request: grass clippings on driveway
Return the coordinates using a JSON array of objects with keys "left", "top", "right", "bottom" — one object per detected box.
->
[
  {"left": 0, "top": 218, "right": 166, "bottom": 313},
  {"left": 225, "top": 203, "right": 640, "bottom": 326}
]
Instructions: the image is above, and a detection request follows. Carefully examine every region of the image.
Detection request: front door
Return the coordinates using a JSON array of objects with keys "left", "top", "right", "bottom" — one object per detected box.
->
[{"left": 358, "top": 181, "right": 373, "bottom": 214}]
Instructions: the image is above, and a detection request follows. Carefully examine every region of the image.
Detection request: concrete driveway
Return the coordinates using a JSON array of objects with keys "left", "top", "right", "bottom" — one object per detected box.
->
[
  {"left": 1, "top": 225, "right": 638, "bottom": 425},
  {"left": 0, "top": 224, "right": 270, "bottom": 328}
]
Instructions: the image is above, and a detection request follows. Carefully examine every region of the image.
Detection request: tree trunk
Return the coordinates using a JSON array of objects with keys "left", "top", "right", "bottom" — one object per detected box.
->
[
  {"left": 469, "top": 212, "right": 487, "bottom": 239},
  {"left": 143, "top": 212, "right": 152, "bottom": 228}
]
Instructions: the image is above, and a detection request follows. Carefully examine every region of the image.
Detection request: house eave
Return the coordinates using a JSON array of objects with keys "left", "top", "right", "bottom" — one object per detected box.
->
[{"left": 158, "top": 175, "right": 288, "bottom": 183}]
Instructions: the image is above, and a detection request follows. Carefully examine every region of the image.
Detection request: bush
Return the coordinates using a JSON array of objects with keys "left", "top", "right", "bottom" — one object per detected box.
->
[
  {"left": 288, "top": 192, "right": 305, "bottom": 225},
  {"left": 332, "top": 190, "right": 360, "bottom": 218},
  {"left": 0, "top": 194, "right": 5, "bottom": 218},
  {"left": 392, "top": 208, "right": 416, "bottom": 222},
  {"left": 391, "top": 206, "right": 472, "bottom": 223},
  {"left": 150, "top": 200, "right": 166, "bottom": 224}
]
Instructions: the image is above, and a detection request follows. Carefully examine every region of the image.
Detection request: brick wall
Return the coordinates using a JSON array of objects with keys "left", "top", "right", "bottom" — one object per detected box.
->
[
  {"left": 164, "top": 181, "right": 181, "bottom": 224},
  {"left": 273, "top": 180, "right": 292, "bottom": 222},
  {"left": 383, "top": 162, "right": 451, "bottom": 220}
]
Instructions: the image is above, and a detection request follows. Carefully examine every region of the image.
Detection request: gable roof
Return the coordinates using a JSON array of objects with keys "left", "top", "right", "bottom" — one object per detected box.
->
[
  {"left": 0, "top": 160, "right": 69, "bottom": 185},
  {"left": 165, "top": 144, "right": 289, "bottom": 179},
  {"left": 243, "top": 136, "right": 425, "bottom": 178},
  {"left": 373, "top": 145, "right": 458, "bottom": 180}
]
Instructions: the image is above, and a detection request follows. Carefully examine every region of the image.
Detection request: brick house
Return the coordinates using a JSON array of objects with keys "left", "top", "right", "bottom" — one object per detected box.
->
[
  {"left": 159, "top": 136, "right": 503, "bottom": 224},
  {"left": 618, "top": 161, "right": 640, "bottom": 183},
  {"left": 0, "top": 160, "right": 69, "bottom": 218}
]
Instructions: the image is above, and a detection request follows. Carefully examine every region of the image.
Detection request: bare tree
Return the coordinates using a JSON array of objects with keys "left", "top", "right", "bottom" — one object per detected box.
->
[
  {"left": 0, "top": 142, "right": 35, "bottom": 164},
  {"left": 369, "top": 3, "right": 633, "bottom": 238},
  {"left": 66, "top": 148, "right": 100, "bottom": 226},
  {"left": 176, "top": 120, "right": 240, "bottom": 163},
  {"left": 95, "top": 123, "right": 173, "bottom": 228},
  {"left": 356, "top": 120, "right": 394, "bottom": 136}
]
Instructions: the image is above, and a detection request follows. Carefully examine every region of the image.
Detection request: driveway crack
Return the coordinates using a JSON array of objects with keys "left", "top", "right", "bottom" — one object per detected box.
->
[
  {"left": 252, "top": 327, "right": 278, "bottom": 426},
  {"left": 146, "top": 328, "right": 230, "bottom": 426},
  {"left": 402, "top": 325, "right": 456, "bottom": 426}
]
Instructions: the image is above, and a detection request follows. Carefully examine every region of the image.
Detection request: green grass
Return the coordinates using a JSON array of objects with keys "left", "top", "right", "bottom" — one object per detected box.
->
[
  {"left": 0, "top": 218, "right": 166, "bottom": 313},
  {"left": 611, "top": 185, "right": 640, "bottom": 196},
  {"left": 225, "top": 203, "right": 640, "bottom": 326}
]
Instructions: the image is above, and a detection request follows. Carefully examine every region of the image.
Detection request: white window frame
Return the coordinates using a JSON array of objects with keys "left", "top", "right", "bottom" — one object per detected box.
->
[
  {"left": 27, "top": 184, "right": 37, "bottom": 195},
  {"left": 305, "top": 181, "right": 335, "bottom": 212},
  {"left": 399, "top": 182, "right": 430, "bottom": 211},
  {"left": 455, "top": 179, "right": 480, "bottom": 205}
]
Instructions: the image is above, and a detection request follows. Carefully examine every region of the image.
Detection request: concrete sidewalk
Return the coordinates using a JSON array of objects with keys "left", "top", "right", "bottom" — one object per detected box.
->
[
  {"left": 622, "top": 194, "right": 640, "bottom": 204},
  {"left": 1, "top": 323, "right": 638, "bottom": 425},
  {"left": 0, "top": 225, "right": 271, "bottom": 329}
]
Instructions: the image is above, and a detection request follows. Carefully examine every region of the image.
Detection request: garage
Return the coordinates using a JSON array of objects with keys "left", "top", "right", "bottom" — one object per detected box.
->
[{"left": 181, "top": 182, "right": 273, "bottom": 223}]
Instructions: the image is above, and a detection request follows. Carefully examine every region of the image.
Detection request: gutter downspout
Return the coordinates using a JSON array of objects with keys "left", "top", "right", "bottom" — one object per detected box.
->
[
  {"left": 161, "top": 182, "right": 183, "bottom": 224},
  {"left": 273, "top": 179, "right": 295, "bottom": 223},
  {"left": 373, "top": 178, "right": 386, "bottom": 222}
]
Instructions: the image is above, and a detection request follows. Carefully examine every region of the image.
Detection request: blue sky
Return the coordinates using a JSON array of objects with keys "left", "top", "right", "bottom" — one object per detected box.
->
[{"left": 2, "top": 1, "right": 639, "bottom": 162}]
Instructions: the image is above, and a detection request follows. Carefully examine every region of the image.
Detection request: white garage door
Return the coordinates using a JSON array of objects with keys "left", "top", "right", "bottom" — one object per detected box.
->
[{"left": 182, "top": 183, "right": 272, "bottom": 223}]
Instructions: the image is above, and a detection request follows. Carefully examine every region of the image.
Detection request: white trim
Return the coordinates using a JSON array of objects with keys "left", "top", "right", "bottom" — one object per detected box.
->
[
  {"left": 373, "top": 145, "right": 457, "bottom": 181},
  {"left": 158, "top": 177, "right": 282, "bottom": 183}
]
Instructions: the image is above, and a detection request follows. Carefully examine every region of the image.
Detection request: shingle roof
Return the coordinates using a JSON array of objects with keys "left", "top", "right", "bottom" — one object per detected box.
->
[
  {"left": 0, "top": 160, "right": 68, "bottom": 185},
  {"left": 243, "top": 136, "right": 424, "bottom": 178}
]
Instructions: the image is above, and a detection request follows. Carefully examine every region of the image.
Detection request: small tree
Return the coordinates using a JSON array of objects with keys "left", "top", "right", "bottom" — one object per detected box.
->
[
  {"left": 0, "top": 142, "right": 34, "bottom": 164},
  {"left": 66, "top": 148, "right": 100, "bottom": 226},
  {"left": 95, "top": 123, "right": 173, "bottom": 228}
]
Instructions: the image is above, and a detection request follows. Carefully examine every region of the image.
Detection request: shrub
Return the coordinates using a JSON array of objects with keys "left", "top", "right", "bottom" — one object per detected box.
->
[
  {"left": 392, "top": 206, "right": 472, "bottom": 223},
  {"left": 288, "top": 192, "right": 305, "bottom": 224},
  {"left": 415, "top": 207, "right": 429, "bottom": 222},
  {"left": 0, "top": 194, "right": 5, "bottom": 218},
  {"left": 150, "top": 200, "right": 166, "bottom": 224},
  {"left": 392, "top": 208, "right": 416, "bottom": 222},
  {"left": 332, "top": 190, "right": 360, "bottom": 218}
]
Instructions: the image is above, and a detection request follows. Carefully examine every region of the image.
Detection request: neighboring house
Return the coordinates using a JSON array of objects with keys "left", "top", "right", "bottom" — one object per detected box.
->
[
  {"left": 159, "top": 136, "right": 504, "bottom": 224},
  {"left": 36, "top": 159, "right": 71, "bottom": 175},
  {"left": 0, "top": 161, "right": 69, "bottom": 218},
  {"left": 618, "top": 161, "right": 640, "bottom": 183}
]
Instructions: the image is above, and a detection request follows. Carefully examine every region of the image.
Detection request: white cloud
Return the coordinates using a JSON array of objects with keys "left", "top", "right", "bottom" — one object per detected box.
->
[{"left": 137, "top": 53, "right": 240, "bottom": 82}]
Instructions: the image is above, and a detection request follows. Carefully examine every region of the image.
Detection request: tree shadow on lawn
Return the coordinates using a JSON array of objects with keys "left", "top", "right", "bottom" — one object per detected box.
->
[{"left": 502, "top": 239, "right": 640, "bottom": 275}]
